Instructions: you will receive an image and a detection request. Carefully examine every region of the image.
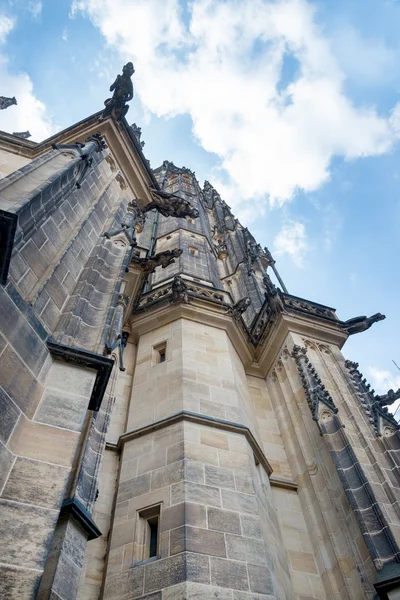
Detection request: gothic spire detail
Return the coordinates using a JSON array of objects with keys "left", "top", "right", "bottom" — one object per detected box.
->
[
  {"left": 292, "top": 345, "right": 338, "bottom": 421},
  {"left": 345, "top": 360, "right": 399, "bottom": 435},
  {"left": 101, "top": 62, "right": 134, "bottom": 121}
]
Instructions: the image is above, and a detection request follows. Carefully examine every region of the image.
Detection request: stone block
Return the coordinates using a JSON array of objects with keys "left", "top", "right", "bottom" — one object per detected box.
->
[
  {"left": 247, "top": 564, "right": 273, "bottom": 595},
  {"left": 208, "top": 508, "right": 241, "bottom": 534},
  {"left": 240, "top": 515, "right": 263, "bottom": 539},
  {"left": 219, "top": 450, "right": 250, "bottom": 469},
  {"left": 186, "top": 442, "right": 219, "bottom": 465},
  {"left": 171, "top": 481, "right": 221, "bottom": 507},
  {"left": 205, "top": 465, "right": 235, "bottom": 490},
  {"left": 221, "top": 490, "right": 258, "bottom": 515},
  {"left": 151, "top": 461, "right": 184, "bottom": 491},
  {"left": 184, "top": 459, "right": 205, "bottom": 484},
  {"left": 0, "top": 565, "right": 41, "bottom": 600},
  {"left": 118, "top": 473, "right": 151, "bottom": 503},
  {"left": 2, "top": 457, "right": 69, "bottom": 509},
  {"left": 161, "top": 502, "right": 185, "bottom": 532},
  {"left": 200, "top": 430, "right": 229, "bottom": 450},
  {"left": 0, "top": 499, "right": 57, "bottom": 569},
  {"left": 0, "top": 345, "right": 44, "bottom": 418},
  {"left": 143, "top": 553, "right": 186, "bottom": 593},
  {"left": 9, "top": 416, "right": 79, "bottom": 467},
  {"left": 110, "top": 518, "right": 135, "bottom": 550},
  {"left": 137, "top": 449, "right": 167, "bottom": 475},
  {"left": 234, "top": 471, "right": 255, "bottom": 495},
  {"left": 211, "top": 557, "right": 249, "bottom": 591},
  {"left": 288, "top": 550, "right": 318, "bottom": 574},
  {"left": 103, "top": 564, "right": 145, "bottom": 599},
  {"left": 170, "top": 526, "right": 226, "bottom": 558},
  {"left": 225, "top": 535, "right": 268, "bottom": 566},
  {"left": 35, "top": 388, "right": 88, "bottom": 432}
]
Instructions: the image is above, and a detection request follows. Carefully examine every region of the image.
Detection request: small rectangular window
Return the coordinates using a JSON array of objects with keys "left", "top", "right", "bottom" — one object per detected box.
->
[
  {"left": 134, "top": 505, "right": 161, "bottom": 563},
  {"left": 153, "top": 342, "right": 167, "bottom": 365},
  {"left": 189, "top": 246, "right": 198, "bottom": 256}
]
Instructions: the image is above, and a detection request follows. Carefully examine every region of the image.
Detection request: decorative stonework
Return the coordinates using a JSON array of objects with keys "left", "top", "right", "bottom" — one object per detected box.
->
[
  {"left": 292, "top": 345, "right": 338, "bottom": 421},
  {"left": 345, "top": 360, "right": 399, "bottom": 436}
]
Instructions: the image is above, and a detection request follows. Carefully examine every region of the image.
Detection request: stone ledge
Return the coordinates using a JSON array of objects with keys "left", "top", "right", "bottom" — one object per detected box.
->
[
  {"left": 269, "top": 476, "right": 298, "bottom": 491},
  {"left": 47, "top": 339, "right": 114, "bottom": 411},
  {"left": 117, "top": 410, "right": 273, "bottom": 477},
  {"left": 60, "top": 498, "right": 102, "bottom": 541}
]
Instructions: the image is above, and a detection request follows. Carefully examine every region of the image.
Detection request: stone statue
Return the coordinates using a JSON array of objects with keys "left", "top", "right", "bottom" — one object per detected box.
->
[
  {"left": 0, "top": 96, "right": 17, "bottom": 110},
  {"left": 263, "top": 246, "right": 275, "bottom": 266},
  {"left": 102, "top": 62, "right": 134, "bottom": 121},
  {"left": 146, "top": 187, "right": 199, "bottom": 219},
  {"left": 263, "top": 274, "right": 285, "bottom": 314},
  {"left": 134, "top": 248, "right": 183, "bottom": 275},
  {"left": 131, "top": 123, "right": 145, "bottom": 148},
  {"left": 106, "top": 294, "right": 130, "bottom": 371},
  {"left": 171, "top": 275, "right": 189, "bottom": 303},
  {"left": 228, "top": 297, "right": 251, "bottom": 320},
  {"left": 342, "top": 313, "right": 385, "bottom": 335}
]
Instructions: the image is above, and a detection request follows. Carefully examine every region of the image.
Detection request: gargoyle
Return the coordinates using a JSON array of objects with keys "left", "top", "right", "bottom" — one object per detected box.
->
[
  {"left": 0, "top": 96, "right": 17, "bottom": 110},
  {"left": 171, "top": 275, "right": 189, "bottom": 303},
  {"left": 263, "top": 274, "right": 285, "bottom": 315},
  {"left": 134, "top": 248, "right": 183, "bottom": 275},
  {"left": 375, "top": 388, "right": 400, "bottom": 408},
  {"left": 102, "top": 62, "right": 134, "bottom": 121},
  {"left": 227, "top": 297, "right": 251, "bottom": 321},
  {"left": 146, "top": 187, "right": 199, "bottom": 219},
  {"left": 342, "top": 313, "right": 385, "bottom": 335}
]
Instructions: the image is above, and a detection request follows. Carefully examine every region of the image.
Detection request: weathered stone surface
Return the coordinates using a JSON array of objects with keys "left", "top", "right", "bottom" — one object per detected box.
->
[
  {"left": 240, "top": 515, "right": 263, "bottom": 540},
  {"left": 0, "top": 344, "right": 44, "bottom": 418},
  {"left": 0, "top": 500, "right": 57, "bottom": 569},
  {"left": 151, "top": 460, "right": 184, "bottom": 491},
  {"left": 0, "top": 387, "right": 20, "bottom": 444},
  {"left": 144, "top": 554, "right": 186, "bottom": 593},
  {"left": 221, "top": 490, "right": 258, "bottom": 515},
  {"left": 161, "top": 502, "right": 185, "bottom": 532},
  {"left": 0, "top": 440, "right": 14, "bottom": 491},
  {"left": 226, "top": 535, "right": 268, "bottom": 566},
  {"left": 208, "top": 507, "right": 241, "bottom": 534},
  {"left": 205, "top": 464, "right": 235, "bottom": 490},
  {"left": 103, "top": 564, "right": 145, "bottom": 599},
  {"left": 35, "top": 388, "right": 88, "bottom": 431},
  {"left": 170, "top": 526, "right": 226, "bottom": 557},
  {"left": 2, "top": 457, "right": 69, "bottom": 509},
  {"left": 118, "top": 473, "right": 151, "bottom": 502},
  {"left": 211, "top": 557, "right": 249, "bottom": 591},
  {"left": 247, "top": 563, "right": 273, "bottom": 595},
  {"left": 171, "top": 481, "right": 221, "bottom": 507},
  {"left": 0, "top": 565, "right": 41, "bottom": 600}
]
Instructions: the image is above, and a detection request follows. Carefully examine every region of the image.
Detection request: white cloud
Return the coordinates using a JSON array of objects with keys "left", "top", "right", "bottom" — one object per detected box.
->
[
  {"left": 273, "top": 221, "right": 308, "bottom": 266},
  {"left": 71, "top": 0, "right": 400, "bottom": 213},
  {"left": 368, "top": 366, "right": 400, "bottom": 395},
  {"left": 0, "top": 15, "right": 14, "bottom": 43},
  {"left": 27, "top": 1, "right": 42, "bottom": 20},
  {"left": 0, "top": 14, "right": 54, "bottom": 141}
]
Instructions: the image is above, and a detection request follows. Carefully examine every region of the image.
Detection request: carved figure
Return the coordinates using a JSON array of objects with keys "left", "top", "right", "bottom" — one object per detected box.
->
[
  {"left": 376, "top": 388, "right": 400, "bottom": 408},
  {"left": 146, "top": 187, "right": 199, "bottom": 219},
  {"left": 263, "top": 274, "right": 285, "bottom": 314},
  {"left": 342, "top": 313, "right": 385, "bottom": 335},
  {"left": 104, "top": 200, "right": 145, "bottom": 246},
  {"left": 102, "top": 62, "right": 134, "bottom": 121},
  {"left": 106, "top": 294, "right": 130, "bottom": 371},
  {"left": 134, "top": 248, "right": 183, "bottom": 275},
  {"left": 0, "top": 96, "right": 17, "bottom": 110},
  {"left": 171, "top": 275, "right": 189, "bottom": 304},
  {"left": 228, "top": 297, "right": 251, "bottom": 320},
  {"left": 263, "top": 246, "right": 275, "bottom": 266},
  {"left": 131, "top": 123, "right": 145, "bottom": 148}
]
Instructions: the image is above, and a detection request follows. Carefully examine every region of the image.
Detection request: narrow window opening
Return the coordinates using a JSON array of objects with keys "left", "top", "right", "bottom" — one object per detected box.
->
[
  {"left": 153, "top": 342, "right": 167, "bottom": 365},
  {"left": 189, "top": 246, "right": 198, "bottom": 257},
  {"left": 166, "top": 235, "right": 172, "bottom": 240},
  {"left": 148, "top": 517, "right": 159, "bottom": 558}
]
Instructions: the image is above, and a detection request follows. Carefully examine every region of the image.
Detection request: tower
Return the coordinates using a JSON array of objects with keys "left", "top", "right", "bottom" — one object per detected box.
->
[{"left": 0, "top": 88, "right": 400, "bottom": 600}]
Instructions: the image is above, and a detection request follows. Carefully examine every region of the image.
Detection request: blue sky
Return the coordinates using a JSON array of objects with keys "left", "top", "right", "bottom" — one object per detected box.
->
[{"left": 0, "top": 0, "right": 399, "bottom": 401}]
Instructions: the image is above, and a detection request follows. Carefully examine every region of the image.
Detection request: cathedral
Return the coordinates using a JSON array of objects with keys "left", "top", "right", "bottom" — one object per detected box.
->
[{"left": 0, "top": 65, "right": 400, "bottom": 600}]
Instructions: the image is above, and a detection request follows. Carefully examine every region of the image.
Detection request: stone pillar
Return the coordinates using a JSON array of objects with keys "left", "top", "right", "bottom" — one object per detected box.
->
[{"left": 101, "top": 317, "right": 294, "bottom": 599}]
